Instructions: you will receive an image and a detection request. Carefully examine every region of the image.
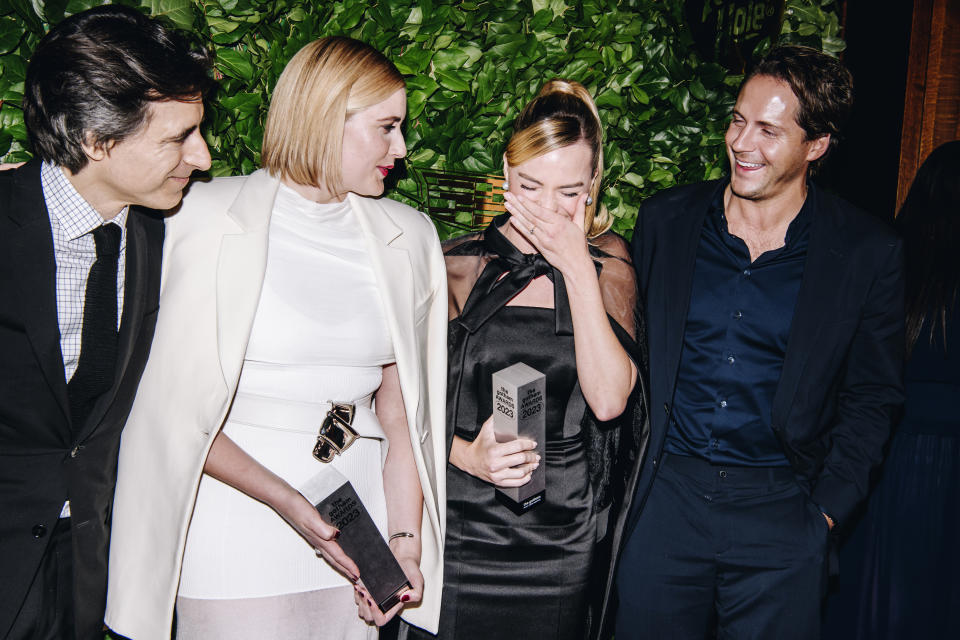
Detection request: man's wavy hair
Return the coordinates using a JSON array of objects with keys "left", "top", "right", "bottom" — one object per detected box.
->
[
  {"left": 743, "top": 45, "right": 854, "bottom": 173},
  {"left": 23, "top": 5, "right": 214, "bottom": 173}
]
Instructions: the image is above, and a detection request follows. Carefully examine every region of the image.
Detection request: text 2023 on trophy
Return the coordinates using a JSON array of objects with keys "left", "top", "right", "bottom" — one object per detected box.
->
[
  {"left": 300, "top": 468, "right": 410, "bottom": 612},
  {"left": 492, "top": 363, "right": 546, "bottom": 514}
]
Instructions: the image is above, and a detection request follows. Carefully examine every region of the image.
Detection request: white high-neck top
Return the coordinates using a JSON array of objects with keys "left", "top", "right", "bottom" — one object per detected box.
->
[{"left": 178, "top": 184, "right": 395, "bottom": 599}]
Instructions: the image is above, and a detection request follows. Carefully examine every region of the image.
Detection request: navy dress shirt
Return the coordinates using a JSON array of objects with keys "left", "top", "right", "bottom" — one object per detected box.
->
[{"left": 664, "top": 187, "right": 813, "bottom": 466}]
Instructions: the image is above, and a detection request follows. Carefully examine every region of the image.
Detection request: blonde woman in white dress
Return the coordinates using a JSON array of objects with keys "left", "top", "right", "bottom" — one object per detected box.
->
[{"left": 104, "top": 37, "right": 447, "bottom": 640}]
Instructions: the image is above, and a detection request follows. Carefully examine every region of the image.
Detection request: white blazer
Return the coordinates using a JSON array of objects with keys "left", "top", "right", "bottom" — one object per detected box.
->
[{"left": 105, "top": 170, "right": 447, "bottom": 639}]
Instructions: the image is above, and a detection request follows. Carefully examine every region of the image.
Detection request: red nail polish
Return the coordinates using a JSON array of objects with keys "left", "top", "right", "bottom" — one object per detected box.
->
[
  {"left": 401, "top": 594, "right": 410, "bottom": 603},
  {"left": 333, "top": 530, "right": 341, "bottom": 540}
]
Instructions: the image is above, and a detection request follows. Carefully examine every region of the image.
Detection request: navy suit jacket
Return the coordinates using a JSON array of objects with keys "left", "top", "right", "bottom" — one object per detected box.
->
[
  {"left": 627, "top": 179, "right": 904, "bottom": 535},
  {"left": 0, "top": 160, "right": 164, "bottom": 638}
]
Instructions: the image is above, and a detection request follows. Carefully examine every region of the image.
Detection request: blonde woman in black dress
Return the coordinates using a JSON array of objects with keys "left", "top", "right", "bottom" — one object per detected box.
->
[{"left": 407, "top": 79, "right": 648, "bottom": 640}]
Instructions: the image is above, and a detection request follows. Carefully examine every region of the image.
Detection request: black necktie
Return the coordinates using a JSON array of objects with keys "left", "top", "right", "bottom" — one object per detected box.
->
[
  {"left": 68, "top": 223, "right": 122, "bottom": 429},
  {"left": 456, "top": 214, "right": 575, "bottom": 336}
]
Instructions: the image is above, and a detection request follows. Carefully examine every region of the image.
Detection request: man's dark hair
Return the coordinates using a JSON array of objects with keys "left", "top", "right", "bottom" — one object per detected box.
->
[
  {"left": 23, "top": 5, "right": 215, "bottom": 173},
  {"left": 743, "top": 45, "right": 854, "bottom": 172}
]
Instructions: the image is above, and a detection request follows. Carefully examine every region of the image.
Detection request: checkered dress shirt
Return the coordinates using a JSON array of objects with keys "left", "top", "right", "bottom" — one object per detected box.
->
[{"left": 41, "top": 161, "right": 128, "bottom": 383}]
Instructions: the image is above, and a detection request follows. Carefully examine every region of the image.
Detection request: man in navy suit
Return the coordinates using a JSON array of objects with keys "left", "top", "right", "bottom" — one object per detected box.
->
[
  {"left": 0, "top": 7, "right": 213, "bottom": 639},
  {"left": 616, "top": 46, "right": 904, "bottom": 639}
]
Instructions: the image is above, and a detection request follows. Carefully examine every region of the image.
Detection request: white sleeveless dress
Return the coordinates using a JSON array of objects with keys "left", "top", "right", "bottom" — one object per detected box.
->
[{"left": 175, "top": 184, "right": 394, "bottom": 639}]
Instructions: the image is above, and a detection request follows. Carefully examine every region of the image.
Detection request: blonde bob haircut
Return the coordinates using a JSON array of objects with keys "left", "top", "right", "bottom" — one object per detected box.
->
[
  {"left": 505, "top": 79, "right": 610, "bottom": 238},
  {"left": 261, "top": 36, "right": 405, "bottom": 195}
]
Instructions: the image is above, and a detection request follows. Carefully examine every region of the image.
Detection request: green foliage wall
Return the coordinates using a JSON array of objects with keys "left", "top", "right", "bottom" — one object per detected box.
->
[{"left": 0, "top": 0, "right": 843, "bottom": 237}]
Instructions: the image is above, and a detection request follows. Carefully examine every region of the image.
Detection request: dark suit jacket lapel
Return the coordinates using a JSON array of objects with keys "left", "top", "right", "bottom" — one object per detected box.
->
[
  {"left": 76, "top": 207, "right": 155, "bottom": 441},
  {"left": 7, "top": 161, "right": 70, "bottom": 426},
  {"left": 658, "top": 181, "right": 720, "bottom": 414},
  {"left": 772, "top": 185, "right": 848, "bottom": 426}
]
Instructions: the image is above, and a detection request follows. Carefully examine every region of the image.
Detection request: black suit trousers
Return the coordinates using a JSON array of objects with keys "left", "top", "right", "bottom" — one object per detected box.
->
[{"left": 616, "top": 453, "right": 829, "bottom": 640}]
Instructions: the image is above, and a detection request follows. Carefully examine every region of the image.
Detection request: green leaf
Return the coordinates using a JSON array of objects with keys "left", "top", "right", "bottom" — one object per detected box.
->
[
  {"left": 209, "top": 18, "right": 253, "bottom": 45},
  {"left": 434, "top": 69, "right": 471, "bottom": 93},
  {"left": 529, "top": 9, "right": 553, "bottom": 31},
  {"left": 64, "top": 0, "right": 106, "bottom": 16},
  {"left": 561, "top": 58, "right": 591, "bottom": 79},
  {"left": 648, "top": 168, "right": 674, "bottom": 184},
  {"left": 488, "top": 33, "right": 525, "bottom": 58},
  {"left": 595, "top": 89, "right": 624, "bottom": 110},
  {"left": 333, "top": 2, "right": 366, "bottom": 31},
  {"left": 689, "top": 78, "right": 707, "bottom": 101},
  {"left": 216, "top": 48, "right": 255, "bottom": 82},
  {"left": 460, "top": 44, "right": 484, "bottom": 67},
  {"left": 0, "top": 17, "right": 22, "bottom": 56},
  {"left": 207, "top": 16, "right": 241, "bottom": 35},
  {"left": 433, "top": 47, "right": 470, "bottom": 69},
  {"left": 408, "top": 147, "right": 438, "bottom": 165},
  {"left": 667, "top": 87, "right": 692, "bottom": 114},
  {"left": 822, "top": 35, "right": 846, "bottom": 54},
  {"left": 395, "top": 46, "right": 433, "bottom": 74},
  {"left": 405, "top": 75, "right": 440, "bottom": 95},
  {"left": 143, "top": 0, "right": 196, "bottom": 31},
  {"left": 406, "top": 74, "right": 440, "bottom": 119},
  {"left": 621, "top": 172, "right": 644, "bottom": 188},
  {"left": 631, "top": 86, "right": 650, "bottom": 105},
  {"left": 2, "top": 80, "right": 24, "bottom": 102},
  {"left": 220, "top": 92, "right": 262, "bottom": 116},
  {"left": 433, "top": 34, "right": 454, "bottom": 49}
]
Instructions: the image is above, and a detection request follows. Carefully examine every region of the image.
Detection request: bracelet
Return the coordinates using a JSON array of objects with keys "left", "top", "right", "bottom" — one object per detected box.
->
[{"left": 388, "top": 531, "right": 416, "bottom": 542}]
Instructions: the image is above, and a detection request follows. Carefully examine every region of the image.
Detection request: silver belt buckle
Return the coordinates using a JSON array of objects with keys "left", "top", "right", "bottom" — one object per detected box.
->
[{"left": 313, "top": 402, "right": 358, "bottom": 463}]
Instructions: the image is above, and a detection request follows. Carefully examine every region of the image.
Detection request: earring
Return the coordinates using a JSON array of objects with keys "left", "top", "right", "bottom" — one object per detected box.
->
[
  {"left": 502, "top": 180, "right": 510, "bottom": 191},
  {"left": 585, "top": 195, "right": 594, "bottom": 206}
]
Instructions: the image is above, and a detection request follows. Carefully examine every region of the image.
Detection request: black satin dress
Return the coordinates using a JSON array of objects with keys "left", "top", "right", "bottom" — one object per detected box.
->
[
  {"left": 405, "top": 216, "right": 647, "bottom": 640},
  {"left": 407, "top": 217, "right": 633, "bottom": 640},
  {"left": 437, "top": 305, "right": 596, "bottom": 639}
]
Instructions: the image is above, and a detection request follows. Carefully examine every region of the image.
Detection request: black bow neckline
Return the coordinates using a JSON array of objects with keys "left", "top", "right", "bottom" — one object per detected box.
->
[{"left": 457, "top": 214, "right": 574, "bottom": 336}]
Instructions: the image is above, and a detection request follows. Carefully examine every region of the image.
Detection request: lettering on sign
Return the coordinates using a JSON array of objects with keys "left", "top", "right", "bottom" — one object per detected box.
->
[{"left": 685, "top": 0, "right": 785, "bottom": 72}]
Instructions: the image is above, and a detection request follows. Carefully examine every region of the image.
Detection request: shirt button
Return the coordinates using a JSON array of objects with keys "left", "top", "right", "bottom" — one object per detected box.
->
[
  {"left": 727, "top": 355, "right": 736, "bottom": 365},
  {"left": 710, "top": 439, "right": 719, "bottom": 449},
  {"left": 719, "top": 470, "right": 728, "bottom": 479},
  {"left": 70, "top": 446, "right": 79, "bottom": 458},
  {"left": 719, "top": 400, "right": 728, "bottom": 408},
  {"left": 733, "top": 310, "right": 742, "bottom": 319},
  {"left": 32, "top": 524, "right": 47, "bottom": 538},
  {"left": 743, "top": 269, "right": 751, "bottom": 276}
]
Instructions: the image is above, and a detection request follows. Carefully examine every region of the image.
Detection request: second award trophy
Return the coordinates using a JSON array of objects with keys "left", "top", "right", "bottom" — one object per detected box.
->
[
  {"left": 492, "top": 362, "right": 546, "bottom": 514},
  {"left": 300, "top": 468, "right": 410, "bottom": 612}
]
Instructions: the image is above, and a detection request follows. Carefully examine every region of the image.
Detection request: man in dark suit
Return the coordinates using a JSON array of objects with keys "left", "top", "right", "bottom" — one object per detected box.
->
[
  {"left": 0, "top": 7, "right": 214, "bottom": 639},
  {"left": 616, "top": 46, "right": 904, "bottom": 639}
]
